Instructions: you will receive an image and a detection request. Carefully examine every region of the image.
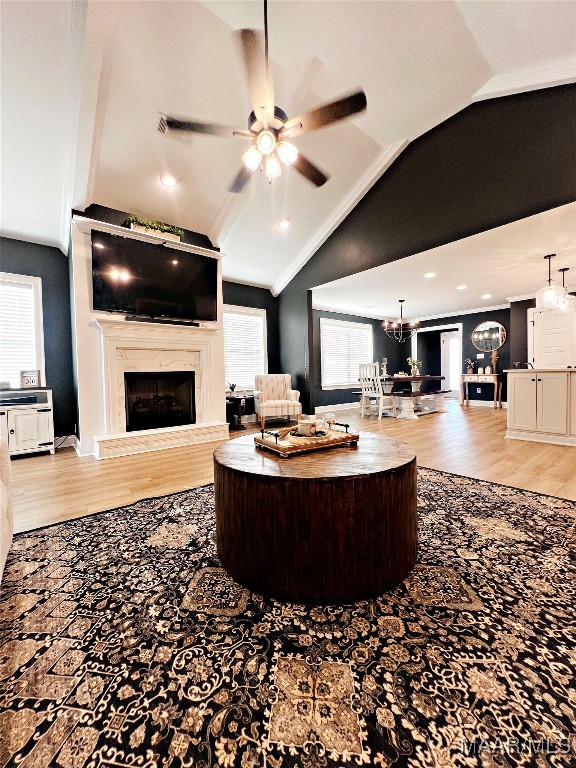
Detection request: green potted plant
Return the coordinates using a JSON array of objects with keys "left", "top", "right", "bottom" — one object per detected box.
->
[
  {"left": 407, "top": 356, "right": 423, "bottom": 375},
  {"left": 126, "top": 215, "right": 185, "bottom": 242}
]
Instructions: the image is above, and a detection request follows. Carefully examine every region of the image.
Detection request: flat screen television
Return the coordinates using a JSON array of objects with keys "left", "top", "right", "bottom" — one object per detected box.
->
[{"left": 91, "top": 232, "right": 218, "bottom": 322}]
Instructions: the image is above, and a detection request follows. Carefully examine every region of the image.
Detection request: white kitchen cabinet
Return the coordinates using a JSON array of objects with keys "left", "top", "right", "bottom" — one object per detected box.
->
[
  {"left": 0, "top": 388, "right": 55, "bottom": 456},
  {"left": 506, "top": 370, "right": 573, "bottom": 446}
]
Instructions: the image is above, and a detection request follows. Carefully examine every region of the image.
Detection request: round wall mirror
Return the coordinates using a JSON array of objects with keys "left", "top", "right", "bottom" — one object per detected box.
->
[{"left": 471, "top": 321, "right": 507, "bottom": 351}]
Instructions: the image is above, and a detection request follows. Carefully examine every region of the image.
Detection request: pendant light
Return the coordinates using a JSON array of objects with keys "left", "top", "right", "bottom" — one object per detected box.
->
[
  {"left": 558, "top": 267, "right": 576, "bottom": 311},
  {"left": 383, "top": 300, "right": 419, "bottom": 343},
  {"left": 535, "top": 254, "right": 566, "bottom": 310}
]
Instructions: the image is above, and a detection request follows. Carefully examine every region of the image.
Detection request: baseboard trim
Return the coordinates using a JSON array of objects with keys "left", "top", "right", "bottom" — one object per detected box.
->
[
  {"left": 315, "top": 402, "right": 361, "bottom": 413},
  {"left": 462, "top": 400, "right": 508, "bottom": 410},
  {"left": 56, "top": 435, "right": 78, "bottom": 450},
  {"left": 506, "top": 429, "right": 576, "bottom": 447}
]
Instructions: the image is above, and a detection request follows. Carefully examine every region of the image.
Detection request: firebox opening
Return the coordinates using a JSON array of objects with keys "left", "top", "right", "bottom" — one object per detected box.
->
[{"left": 124, "top": 372, "right": 196, "bottom": 432}]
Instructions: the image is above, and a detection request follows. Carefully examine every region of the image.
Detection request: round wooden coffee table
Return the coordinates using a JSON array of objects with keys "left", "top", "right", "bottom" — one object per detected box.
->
[{"left": 213, "top": 432, "right": 417, "bottom": 604}]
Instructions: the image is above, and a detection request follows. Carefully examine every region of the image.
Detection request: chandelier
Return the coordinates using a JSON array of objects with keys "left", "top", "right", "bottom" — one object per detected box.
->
[
  {"left": 536, "top": 254, "right": 567, "bottom": 311},
  {"left": 383, "top": 300, "right": 419, "bottom": 343}
]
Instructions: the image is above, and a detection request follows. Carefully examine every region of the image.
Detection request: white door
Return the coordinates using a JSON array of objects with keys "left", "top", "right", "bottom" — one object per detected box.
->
[
  {"left": 440, "top": 331, "right": 461, "bottom": 397},
  {"left": 533, "top": 310, "right": 575, "bottom": 368}
]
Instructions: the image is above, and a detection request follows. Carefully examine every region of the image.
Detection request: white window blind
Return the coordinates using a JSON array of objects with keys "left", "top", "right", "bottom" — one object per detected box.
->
[
  {"left": 320, "top": 317, "right": 373, "bottom": 388},
  {"left": 0, "top": 274, "right": 43, "bottom": 388},
  {"left": 223, "top": 306, "right": 267, "bottom": 390}
]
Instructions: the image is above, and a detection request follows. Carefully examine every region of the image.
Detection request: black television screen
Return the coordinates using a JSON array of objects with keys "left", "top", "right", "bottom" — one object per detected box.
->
[{"left": 91, "top": 232, "right": 218, "bottom": 322}]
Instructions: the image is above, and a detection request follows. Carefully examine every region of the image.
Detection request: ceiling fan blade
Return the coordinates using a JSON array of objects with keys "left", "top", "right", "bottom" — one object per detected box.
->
[
  {"left": 293, "top": 154, "right": 329, "bottom": 188},
  {"left": 281, "top": 90, "right": 367, "bottom": 138},
  {"left": 236, "top": 29, "right": 274, "bottom": 128},
  {"left": 228, "top": 166, "right": 253, "bottom": 193},
  {"left": 165, "top": 117, "right": 235, "bottom": 137}
]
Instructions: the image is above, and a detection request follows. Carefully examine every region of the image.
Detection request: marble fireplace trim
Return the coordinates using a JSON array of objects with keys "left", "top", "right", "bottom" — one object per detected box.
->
[
  {"left": 91, "top": 319, "right": 227, "bottom": 458},
  {"left": 116, "top": 348, "right": 201, "bottom": 434}
]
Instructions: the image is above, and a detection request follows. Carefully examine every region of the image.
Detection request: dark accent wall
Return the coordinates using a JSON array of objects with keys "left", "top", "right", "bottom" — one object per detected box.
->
[
  {"left": 417, "top": 330, "right": 446, "bottom": 378},
  {"left": 418, "top": 309, "right": 511, "bottom": 401},
  {"left": 74, "top": 204, "right": 217, "bottom": 251},
  {"left": 510, "top": 299, "right": 536, "bottom": 367},
  {"left": 0, "top": 237, "right": 76, "bottom": 435},
  {"left": 312, "top": 310, "right": 405, "bottom": 408},
  {"left": 279, "top": 85, "right": 576, "bottom": 413},
  {"left": 222, "top": 281, "right": 280, "bottom": 374}
]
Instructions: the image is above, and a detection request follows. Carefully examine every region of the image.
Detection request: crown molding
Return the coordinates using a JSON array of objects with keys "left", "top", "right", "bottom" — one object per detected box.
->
[
  {"left": 271, "top": 140, "right": 408, "bottom": 297},
  {"left": 417, "top": 304, "right": 509, "bottom": 322},
  {"left": 312, "top": 302, "right": 386, "bottom": 321},
  {"left": 506, "top": 293, "right": 536, "bottom": 303},
  {"left": 208, "top": 191, "right": 246, "bottom": 249},
  {"left": 473, "top": 56, "right": 576, "bottom": 101}
]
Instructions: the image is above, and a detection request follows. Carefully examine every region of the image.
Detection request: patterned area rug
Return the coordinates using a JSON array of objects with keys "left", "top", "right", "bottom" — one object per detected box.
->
[{"left": 1, "top": 469, "right": 575, "bottom": 768}]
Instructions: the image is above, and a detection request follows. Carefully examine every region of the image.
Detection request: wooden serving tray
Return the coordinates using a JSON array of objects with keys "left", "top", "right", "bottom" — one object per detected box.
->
[{"left": 254, "top": 425, "right": 359, "bottom": 458}]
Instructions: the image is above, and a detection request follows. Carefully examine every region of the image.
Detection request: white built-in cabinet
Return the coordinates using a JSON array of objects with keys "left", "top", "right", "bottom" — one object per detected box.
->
[
  {"left": 506, "top": 370, "right": 575, "bottom": 446},
  {"left": 0, "top": 388, "right": 55, "bottom": 456},
  {"left": 528, "top": 308, "right": 576, "bottom": 368}
]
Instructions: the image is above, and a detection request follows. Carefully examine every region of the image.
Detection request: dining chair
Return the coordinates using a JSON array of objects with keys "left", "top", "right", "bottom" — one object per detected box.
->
[{"left": 359, "top": 362, "right": 396, "bottom": 419}]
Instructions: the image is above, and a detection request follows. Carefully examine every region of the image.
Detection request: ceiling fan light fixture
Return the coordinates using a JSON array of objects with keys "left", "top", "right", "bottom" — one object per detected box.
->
[
  {"left": 277, "top": 140, "right": 299, "bottom": 166},
  {"left": 242, "top": 145, "right": 262, "bottom": 171},
  {"left": 265, "top": 152, "right": 281, "bottom": 179},
  {"left": 160, "top": 173, "right": 178, "bottom": 187},
  {"left": 257, "top": 130, "right": 276, "bottom": 155}
]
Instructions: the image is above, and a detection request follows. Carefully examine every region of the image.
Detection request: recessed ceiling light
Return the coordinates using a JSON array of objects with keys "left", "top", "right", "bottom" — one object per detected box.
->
[
  {"left": 93, "top": 242, "right": 105, "bottom": 249},
  {"left": 481, "top": 293, "right": 491, "bottom": 299},
  {"left": 424, "top": 272, "right": 436, "bottom": 279},
  {"left": 278, "top": 217, "right": 291, "bottom": 230},
  {"left": 171, "top": 259, "right": 179, "bottom": 265},
  {"left": 456, "top": 284, "right": 467, "bottom": 290},
  {"left": 160, "top": 174, "right": 178, "bottom": 187}
]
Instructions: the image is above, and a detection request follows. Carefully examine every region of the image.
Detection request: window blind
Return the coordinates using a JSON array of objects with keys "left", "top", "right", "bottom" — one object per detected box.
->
[
  {"left": 320, "top": 318, "right": 373, "bottom": 387},
  {"left": 0, "top": 278, "right": 37, "bottom": 387},
  {"left": 223, "top": 308, "right": 267, "bottom": 389}
]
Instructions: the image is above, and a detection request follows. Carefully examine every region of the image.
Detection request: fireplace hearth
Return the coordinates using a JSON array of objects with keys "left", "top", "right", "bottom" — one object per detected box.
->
[{"left": 124, "top": 372, "right": 195, "bottom": 432}]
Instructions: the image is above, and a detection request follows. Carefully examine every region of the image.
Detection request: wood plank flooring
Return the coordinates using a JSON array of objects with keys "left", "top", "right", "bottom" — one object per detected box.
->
[{"left": 10, "top": 400, "right": 576, "bottom": 533}]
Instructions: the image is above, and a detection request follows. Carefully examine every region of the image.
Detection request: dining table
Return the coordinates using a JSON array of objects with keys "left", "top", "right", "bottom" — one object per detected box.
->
[{"left": 380, "top": 374, "right": 447, "bottom": 419}]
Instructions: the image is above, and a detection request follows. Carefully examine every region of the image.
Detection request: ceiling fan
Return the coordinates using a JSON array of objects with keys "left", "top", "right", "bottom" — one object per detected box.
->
[{"left": 162, "top": 0, "right": 367, "bottom": 193}]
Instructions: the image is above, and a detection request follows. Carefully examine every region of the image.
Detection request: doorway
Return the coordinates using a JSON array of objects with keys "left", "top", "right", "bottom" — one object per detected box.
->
[
  {"left": 413, "top": 323, "right": 463, "bottom": 399},
  {"left": 440, "top": 330, "right": 461, "bottom": 397}
]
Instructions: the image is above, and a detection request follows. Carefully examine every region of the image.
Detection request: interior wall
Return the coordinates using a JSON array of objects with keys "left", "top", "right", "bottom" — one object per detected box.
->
[
  {"left": 279, "top": 85, "right": 576, "bottom": 413},
  {"left": 418, "top": 309, "right": 511, "bottom": 401},
  {"left": 0, "top": 236, "right": 76, "bottom": 435},
  {"left": 417, "top": 330, "right": 445, "bottom": 377},
  {"left": 510, "top": 298, "right": 536, "bottom": 366},
  {"left": 222, "top": 281, "right": 280, "bottom": 374},
  {"left": 312, "top": 310, "right": 405, "bottom": 408}
]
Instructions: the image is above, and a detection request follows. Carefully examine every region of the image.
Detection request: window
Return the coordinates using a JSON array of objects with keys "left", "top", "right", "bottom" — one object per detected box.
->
[
  {"left": 0, "top": 273, "right": 45, "bottom": 388},
  {"left": 223, "top": 305, "right": 267, "bottom": 390},
  {"left": 320, "top": 317, "right": 373, "bottom": 388}
]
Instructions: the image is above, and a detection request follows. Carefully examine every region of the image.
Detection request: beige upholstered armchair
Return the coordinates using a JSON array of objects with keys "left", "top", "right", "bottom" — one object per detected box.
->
[{"left": 254, "top": 374, "right": 302, "bottom": 429}]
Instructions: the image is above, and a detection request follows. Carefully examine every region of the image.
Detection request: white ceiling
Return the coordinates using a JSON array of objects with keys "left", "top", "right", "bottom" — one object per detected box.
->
[
  {"left": 312, "top": 202, "right": 576, "bottom": 320},
  {"left": 1, "top": 1, "right": 575, "bottom": 295}
]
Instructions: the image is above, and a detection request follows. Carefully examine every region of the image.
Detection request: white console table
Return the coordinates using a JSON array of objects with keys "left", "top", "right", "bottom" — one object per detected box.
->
[
  {"left": 0, "top": 388, "right": 55, "bottom": 456},
  {"left": 460, "top": 373, "right": 502, "bottom": 408}
]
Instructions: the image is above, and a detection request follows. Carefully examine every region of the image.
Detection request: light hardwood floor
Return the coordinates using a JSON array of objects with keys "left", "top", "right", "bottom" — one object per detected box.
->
[{"left": 11, "top": 400, "right": 576, "bottom": 533}]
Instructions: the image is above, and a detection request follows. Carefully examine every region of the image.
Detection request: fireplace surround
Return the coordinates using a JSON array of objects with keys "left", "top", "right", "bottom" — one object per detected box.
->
[{"left": 70, "top": 216, "right": 227, "bottom": 458}]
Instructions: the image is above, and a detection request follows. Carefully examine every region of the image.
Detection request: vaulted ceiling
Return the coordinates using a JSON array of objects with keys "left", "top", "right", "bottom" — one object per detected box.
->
[{"left": 1, "top": 1, "right": 575, "bottom": 296}]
